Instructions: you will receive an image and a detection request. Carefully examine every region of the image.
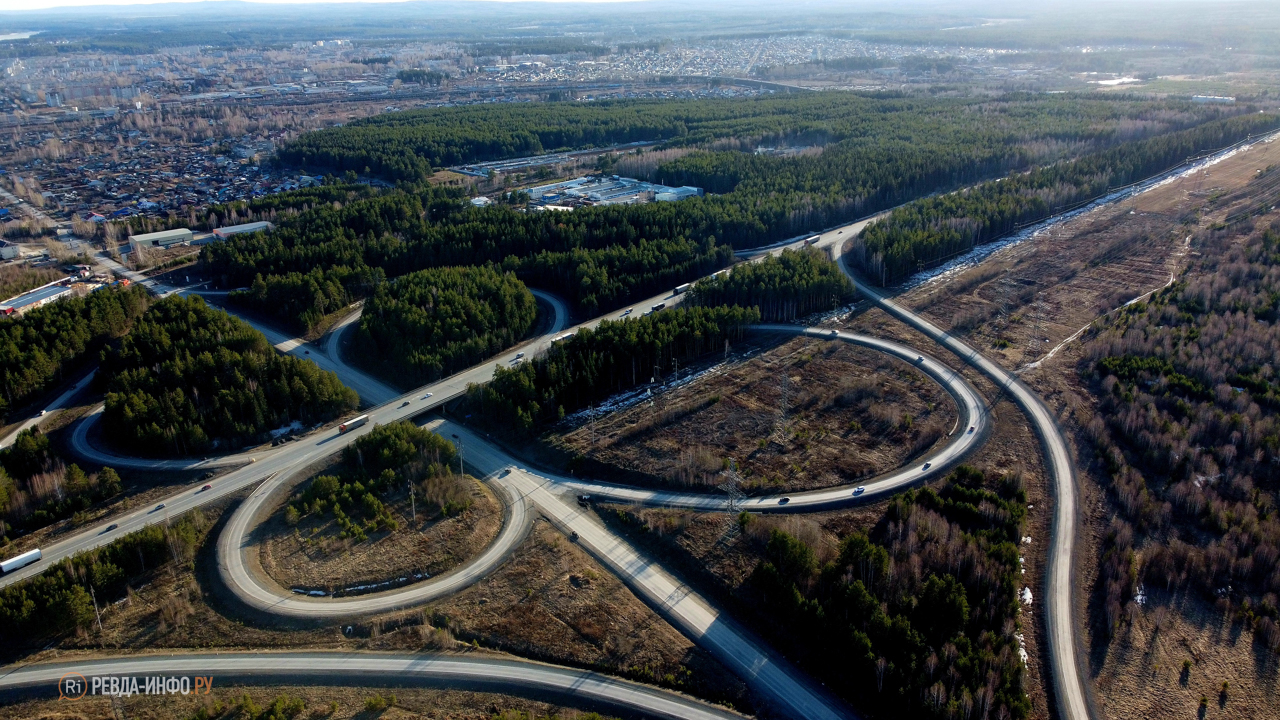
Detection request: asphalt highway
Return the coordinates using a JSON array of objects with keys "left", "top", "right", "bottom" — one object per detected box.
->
[
  {"left": 0, "top": 221, "right": 990, "bottom": 720},
  {"left": 218, "top": 459, "right": 534, "bottom": 618},
  {"left": 209, "top": 320, "right": 987, "bottom": 718},
  {"left": 0, "top": 652, "right": 746, "bottom": 720},
  {"left": 833, "top": 248, "right": 1091, "bottom": 720},
  {"left": 212, "top": 323, "right": 986, "bottom": 613},
  {"left": 431, "top": 418, "right": 850, "bottom": 720},
  {"left": 0, "top": 370, "right": 95, "bottom": 450}
]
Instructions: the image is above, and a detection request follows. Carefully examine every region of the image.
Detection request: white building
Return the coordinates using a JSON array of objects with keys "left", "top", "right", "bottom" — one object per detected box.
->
[
  {"left": 212, "top": 221, "right": 276, "bottom": 241},
  {"left": 129, "top": 228, "right": 193, "bottom": 252}
]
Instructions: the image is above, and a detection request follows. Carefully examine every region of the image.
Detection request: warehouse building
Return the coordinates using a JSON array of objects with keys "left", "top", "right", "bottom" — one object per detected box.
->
[
  {"left": 0, "top": 282, "right": 74, "bottom": 316},
  {"left": 129, "top": 228, "right": 193, "bottom": 252},
  {"left": 212, "top": 221, "right": 275, "bottom": 241}
]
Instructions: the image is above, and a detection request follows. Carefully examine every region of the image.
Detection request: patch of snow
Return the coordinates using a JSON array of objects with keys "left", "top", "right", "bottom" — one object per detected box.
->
[
  {"left": 1134, "top": 583, "right": 1147, "bottom": 606},
  {"left": 1022, "top": 536, "right": 1033, "bottom": 544},
  {"left": 1021, "top": 587, "right": 1033, "bottom": 606},
  {"left": 270, "top": 420, "right": 303, "bottom": 439}
]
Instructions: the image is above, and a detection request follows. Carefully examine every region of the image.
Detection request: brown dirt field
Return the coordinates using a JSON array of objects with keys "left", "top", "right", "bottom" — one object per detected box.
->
[
  {"left": 1, "top": 684, "right": 619, "bottom": 720},
  {"left": 876, "top": 136, "right": 1280, "bottom": 719},
  {"left": 1090, "top": 590, "right": 1280, "bottom": 720},
  {"left": 556, "top": 335, "right": 955, "bottom": 494},
  {"left": 425, "top": 519, "right": 749, "bottom": 711},
  {"left": 257, "top": 474, "right": 503, "bottom": 592}
]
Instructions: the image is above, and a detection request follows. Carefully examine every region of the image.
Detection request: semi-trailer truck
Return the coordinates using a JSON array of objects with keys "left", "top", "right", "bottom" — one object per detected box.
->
[
  {"left": 674, "top": 282, "right": 692, "bottom": 294},
  {"left": 338, "top": 415, "right": 369, "bottom": 434},
  {"left": 1, "top": 548, "right": 41, "bottom": 574}
]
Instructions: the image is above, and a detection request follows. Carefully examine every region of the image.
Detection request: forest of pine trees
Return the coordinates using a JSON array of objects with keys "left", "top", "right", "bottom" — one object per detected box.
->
[
  {"left": 98, "top": 296, "right": 358, "bottom": 456},
  {"left": 351, "top": 266, "right": 538, "bottom": 388}
]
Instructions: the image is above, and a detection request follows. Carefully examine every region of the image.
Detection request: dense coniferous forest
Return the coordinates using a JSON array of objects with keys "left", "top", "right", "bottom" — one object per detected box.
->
[
  {"left": 204, "top": 94, "right": 1264, "bottom": 333},
  {"left": 466, "top": 306, "right": 758, "bottom": 434},
  {"left": 351, "top": 267, "right": 537, "bottom": 388},
  {"left": 852, "top": 112, "right": 1280, "bottom": 284},
  {"left": 747, "top": 466, "right": 1029, "bottom": 719},
  {"left": 687, "top": 248, "right": 855, "bottom": 321},
  {"left": 98, "top": 296, "right": 358, "bottom": 457},
  {"left": 0, "top": 285, "right": 150, "bottom": 419},
  {"left": 1083, "top": 223, "right": 1280, "bottom": 645},
  {"left": 279, "top": 94, "right": 1237, "bottom": 183},
  {"left": 204, "top": 183, "right": 736, "bottom": 326}
]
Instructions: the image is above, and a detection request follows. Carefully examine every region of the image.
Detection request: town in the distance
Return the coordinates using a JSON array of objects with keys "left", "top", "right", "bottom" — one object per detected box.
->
[{"left": 1, "top": 1, "right": 1279, "bottom": 719}]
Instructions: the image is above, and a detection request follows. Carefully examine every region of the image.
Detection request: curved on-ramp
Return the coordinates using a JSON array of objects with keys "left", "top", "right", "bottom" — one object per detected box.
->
[
  {"left": 217, "top": 461, "right": 533, "bottom": 619},
  {"left": 834, "top": 249, "right": 1091, "bottom": 720},
  {"left": 215, "top": 323, "right": 988, "bottom": 621},
  {"left": 0, "top": 652, "right": 745, "bottom": 720},
  {"left": 209, "top": 323, "right": 988, "bottom": 720}
]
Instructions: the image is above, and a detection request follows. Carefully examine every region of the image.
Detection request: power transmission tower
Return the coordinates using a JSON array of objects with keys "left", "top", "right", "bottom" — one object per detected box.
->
[{"left": 717, "top": 461, "right": 747, "bottom": 543}]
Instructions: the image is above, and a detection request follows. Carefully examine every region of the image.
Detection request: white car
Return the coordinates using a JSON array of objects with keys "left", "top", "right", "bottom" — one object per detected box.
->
[
  {"left": 622, "top": 308, "right": 633, "bottom": 316},
  {"left": 37, "top": 410, "right": 47, "bottom": 417},
  {"left": 853, "top": 487, "right": 865, "bottom": 496},
  {"left": 422, "top": 393, "right": 433, "bottom": 399}
]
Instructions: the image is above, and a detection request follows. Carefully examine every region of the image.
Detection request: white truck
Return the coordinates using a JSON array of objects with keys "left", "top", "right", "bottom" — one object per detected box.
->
[
  {"left": 338, "top": 415, "right": 370, "bottom": 434},
  {"left": 1, "top": 548, "right": 41, "bottom": 574},
  {"left": 674, "top": 282, "right": 692, "bottom": 294}
]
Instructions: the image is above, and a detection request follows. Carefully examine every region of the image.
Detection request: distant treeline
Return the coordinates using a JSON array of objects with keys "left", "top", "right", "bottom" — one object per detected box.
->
[
  {"left": 467, "top": 41, "right": 608, "bottom": 58},
  {"left": 688, "top": 248, "right": 855, "bottom": 321},
  {"left": 277, "top": 93, "right": 1229, "bottom": 185},
  {"left": 852, "top": 112, "right": 1280, "bottom": 284},
  {"left": 99, "top": 296, "right": 357, "bottom": 457},
  {"left": 397, "top": 69, "right": 449, "bottom": 86},
  {"left": 466, "top": 306, "right": 758, "bottom": 434}
]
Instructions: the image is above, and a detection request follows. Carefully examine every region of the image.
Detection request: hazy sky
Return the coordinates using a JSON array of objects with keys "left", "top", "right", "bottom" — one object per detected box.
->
[{"left": 2, "top": 0, "right": 633, "bottom": 12}]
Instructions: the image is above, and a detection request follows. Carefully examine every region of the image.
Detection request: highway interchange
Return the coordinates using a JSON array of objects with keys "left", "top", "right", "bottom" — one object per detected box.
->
[{"left": 2, "top": 205, "right": 1087, "bottom": 720}]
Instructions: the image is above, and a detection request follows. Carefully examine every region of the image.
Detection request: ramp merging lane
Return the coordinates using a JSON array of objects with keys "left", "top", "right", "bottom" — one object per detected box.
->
[
  {"left": 834, "top": 249, "right": 1091, "bottom": 720},
  {"left": 1, "top": 223, "right": 1030, "bottom": 720},
  {"left": 218, "top": 461, "right": 534, "bottom": 618},
  {"left": 0, "top": 653, "right": 746, "bottom": 720}
]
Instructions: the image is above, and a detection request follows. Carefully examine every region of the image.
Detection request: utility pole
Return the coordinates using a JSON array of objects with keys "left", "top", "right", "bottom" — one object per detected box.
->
[
  {"left": 408, "top": 479, "right": 416, "bottom": 522},
  {"left": 457, "top": 439, "right": 464, "bottom": 477}
]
